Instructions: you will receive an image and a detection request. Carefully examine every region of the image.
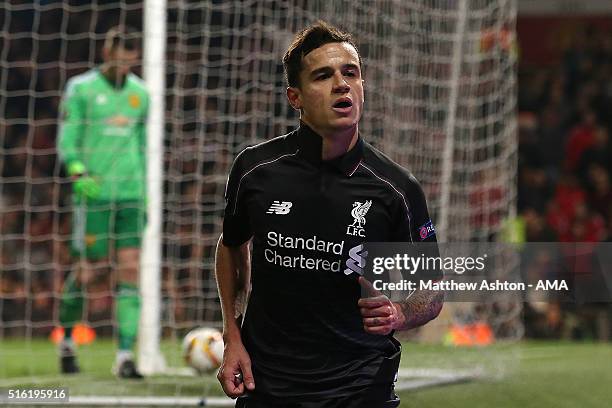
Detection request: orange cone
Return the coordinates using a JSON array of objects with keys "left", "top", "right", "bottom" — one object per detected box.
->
[{"left": 50, "top": 323, "right": 96, "bottom": 345}]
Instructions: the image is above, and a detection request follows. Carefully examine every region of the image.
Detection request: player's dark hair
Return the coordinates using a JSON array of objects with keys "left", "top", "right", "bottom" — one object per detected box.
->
[
  {"left": 283, "top": 20, "right": 362, "bottom": 88},
  {"left": 104, "top": 25, "right": 140, "bottom": 52}
]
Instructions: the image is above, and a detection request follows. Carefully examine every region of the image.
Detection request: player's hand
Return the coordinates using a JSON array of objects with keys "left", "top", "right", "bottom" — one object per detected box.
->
[
  {"left": 67, "top": 161, "right": 100, "bottom": 199},
  {"left": 73, "top": 175, "right": 101, "bottom": 199},
  {"left": 358, "top": 276, "right": 406, "bottom": 335},
  {"left": 217, "top": 339, "right": 255, "bottom": 398}
]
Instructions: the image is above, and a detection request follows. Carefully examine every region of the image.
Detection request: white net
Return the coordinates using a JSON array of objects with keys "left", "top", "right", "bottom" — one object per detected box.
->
[{"left": 0, "top": 0, "right": 518, "bottom": 403}]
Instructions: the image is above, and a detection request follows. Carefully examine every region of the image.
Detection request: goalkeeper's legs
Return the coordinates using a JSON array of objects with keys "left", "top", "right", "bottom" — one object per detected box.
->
[
  {"left": 58, "top": 260, "right": 101, "bottom": 374},
  {"left": 61, "top": 200, "right": 115, "bottom": 374},
  {"left": 114, "top": 247, "right": 143, "bottom": 379},
  {"left": 58, "top": 271, "right": 82, "bottom": 374}
]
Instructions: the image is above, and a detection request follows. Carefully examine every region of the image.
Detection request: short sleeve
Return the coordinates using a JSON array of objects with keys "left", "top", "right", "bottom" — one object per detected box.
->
[
  {"left": 391, "top": 174, "right": 441, "bottom": 280},
  {"left": 222, "top": 151, "right": 253, "bottom": 246},
  {"left": 57, "top": 79, "right": 86, "bottom": 165},
  {"left": 391, "top": 175, "right": 437, "bottom": 243}
]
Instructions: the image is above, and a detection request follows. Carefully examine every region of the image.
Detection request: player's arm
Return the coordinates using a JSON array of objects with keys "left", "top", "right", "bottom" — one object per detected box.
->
[
  {"left": 57, "top": 80, "right": 100, "bottom": 198},
  {"left": 216, "top": 151, "right": 255, "bottom": 398},
  {"left": 394, "top": 175, "right": 443, "bottom": 330},
  {"left": 215, "top": 237, "right": 255, "bottom": 397},
  {"left": 392, "top": 285, "right": 443, "bottom": 331},
  {"left": 359, "top": 277, "right": 443, "bottom": 333},
  {"left": 58, "top": 79, "right": 84, "bottom": 168},
  {"left": 359, "top": 174, "right": 443, "bottom": 334},
  {"left": 215, "top": 236, "right": 251, "bottom": 341},
  {"left": 391, "top": 175, "right": 443, "bottom": 331}
]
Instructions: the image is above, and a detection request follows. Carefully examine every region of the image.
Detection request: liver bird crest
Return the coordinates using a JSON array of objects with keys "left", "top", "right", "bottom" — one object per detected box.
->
[{"left": 350, "top": 200, "right": 372, "bottom": 229}]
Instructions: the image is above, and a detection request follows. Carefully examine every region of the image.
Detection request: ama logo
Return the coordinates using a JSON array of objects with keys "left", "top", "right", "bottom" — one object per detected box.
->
[{"left": 418, "top": 220, "right": 435, "bottom": 240}]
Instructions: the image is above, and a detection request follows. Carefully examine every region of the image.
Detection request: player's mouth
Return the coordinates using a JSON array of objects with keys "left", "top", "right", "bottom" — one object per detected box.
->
[{"left": 332, "top": 97, "right": 353, "bottom": 114}]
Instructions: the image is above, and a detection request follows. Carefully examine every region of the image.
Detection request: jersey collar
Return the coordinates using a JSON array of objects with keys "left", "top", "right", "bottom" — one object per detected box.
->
[
  {"left": 97, "top": 68, "right": 128, "bottom": 90},
  {"left": 296, "top": 122, "right": 363, "bottom": 177}
]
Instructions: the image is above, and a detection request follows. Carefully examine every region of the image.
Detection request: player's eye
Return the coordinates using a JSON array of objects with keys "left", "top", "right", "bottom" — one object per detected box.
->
[
  {"left": 315, "top": 73, "right": 330, "bottom": 80},
  {"left": 344, "top": 70, "right": 356, "bottom": 77}
]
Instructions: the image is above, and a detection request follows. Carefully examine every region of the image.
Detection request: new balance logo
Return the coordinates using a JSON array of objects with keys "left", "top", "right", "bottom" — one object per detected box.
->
[{"left": 266, "top": 201, "right": 293, "bottom": 215}]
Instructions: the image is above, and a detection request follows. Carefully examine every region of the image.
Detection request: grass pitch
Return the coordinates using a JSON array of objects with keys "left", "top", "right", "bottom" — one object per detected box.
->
[{"left": 0, "top": 338, "right": 610, "bottom": 407}]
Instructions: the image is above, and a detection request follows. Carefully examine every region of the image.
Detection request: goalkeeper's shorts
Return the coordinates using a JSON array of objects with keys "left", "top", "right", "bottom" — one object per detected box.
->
[{"left": 71, "top": 199, "right": 146, "bottom": 260}]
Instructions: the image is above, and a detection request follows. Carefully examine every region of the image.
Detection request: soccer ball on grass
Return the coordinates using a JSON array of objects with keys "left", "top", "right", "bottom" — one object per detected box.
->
[{"left": 182, "top": 327, "right": 224, "bottom": 374}]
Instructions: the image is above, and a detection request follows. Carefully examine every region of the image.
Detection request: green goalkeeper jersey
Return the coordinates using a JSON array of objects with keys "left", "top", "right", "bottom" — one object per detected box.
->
[{"left": 58, "top": 69, "right": 149, "bottom": 201}]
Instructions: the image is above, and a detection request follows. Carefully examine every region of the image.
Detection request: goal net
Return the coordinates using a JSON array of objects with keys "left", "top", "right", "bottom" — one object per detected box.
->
[{"left": 0, "top": 0, "right": 518, "bottom": 404}]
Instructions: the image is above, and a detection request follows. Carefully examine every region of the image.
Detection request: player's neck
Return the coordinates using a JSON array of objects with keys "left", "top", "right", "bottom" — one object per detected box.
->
[
  {"left": 302, "top": 121, "right": 359, "bottom": 160},
  {"left": 100, "top": 66, "right": 127, "bottom": 89},
  {"left": 321, "top": 127, "right": 358, "bottom": 160}
]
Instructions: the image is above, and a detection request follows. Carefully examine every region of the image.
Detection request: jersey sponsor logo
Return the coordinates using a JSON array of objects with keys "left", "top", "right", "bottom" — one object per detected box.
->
[
  {"left": 106, "top": 115, "right": 130, "bottom": 127},
  {"left": 346, "top": 200, "right": 372, "bottom": 237},
  {"left": 344, "top": 244, "right": 368, "bottom": 276},
  {"left": 96, "top": 94, "right": 108, "bottom": 105},
  {"left": 266, "top": 201, "right": 293, "bottom": 215},
  {"left": 265, "top": 231, "right": 344, "bottom": 272},
  {"left": 418, "top": 220, "right": 435, "bottom": 240},
  {"left": 129, "top": 94, "right": 141, "bottom": 108}
]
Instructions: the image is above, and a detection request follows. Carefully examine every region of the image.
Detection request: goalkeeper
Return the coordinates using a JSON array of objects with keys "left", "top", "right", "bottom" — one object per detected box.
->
[{"left": 56, "top": 26, "right": 148, "bottom": 379}]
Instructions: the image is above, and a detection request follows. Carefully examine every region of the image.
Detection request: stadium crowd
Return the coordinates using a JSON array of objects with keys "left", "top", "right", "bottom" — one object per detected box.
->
[
  {"left": 518, "top": 30, "right": 612, "bottom": 244},
  {"left": 518, "top": 26, "right": 612, "bottom": 340},
  {"left": 1, "top": 7, "right": 610, "bottom": 341}
]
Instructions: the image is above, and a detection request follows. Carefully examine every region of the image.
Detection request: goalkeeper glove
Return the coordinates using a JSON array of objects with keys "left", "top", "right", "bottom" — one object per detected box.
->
[{"left": 68, "top": 161, "right": 101, "bottom": 200}]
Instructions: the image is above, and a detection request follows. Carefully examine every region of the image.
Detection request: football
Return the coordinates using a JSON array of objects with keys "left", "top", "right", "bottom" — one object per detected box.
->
[{"left": 182, "top": 327, "right": 224, "bottom": 374}]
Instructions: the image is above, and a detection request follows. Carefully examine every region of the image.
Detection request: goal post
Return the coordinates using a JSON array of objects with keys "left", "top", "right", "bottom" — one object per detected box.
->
[
  {"left": 438, "top": 0, "right": 468, "bottom": 242},
  {"left": 139, "top": 0, "right": 167, "bottom": 376}
]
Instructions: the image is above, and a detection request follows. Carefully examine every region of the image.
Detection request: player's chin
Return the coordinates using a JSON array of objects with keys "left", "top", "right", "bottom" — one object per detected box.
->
[{"left": 330, "top": 116, "right": 359, "bottom": 130}]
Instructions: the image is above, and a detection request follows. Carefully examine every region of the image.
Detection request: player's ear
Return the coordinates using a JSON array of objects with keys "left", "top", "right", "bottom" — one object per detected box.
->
[
  {"left": 362, "top": 79, "right": 365, "bottom": 103},
  {"left": 286, "top": 87, "right": 301, "bottom": 111},
  {"left": 102, "top": 46, "right": 111, "bottom": 63}
]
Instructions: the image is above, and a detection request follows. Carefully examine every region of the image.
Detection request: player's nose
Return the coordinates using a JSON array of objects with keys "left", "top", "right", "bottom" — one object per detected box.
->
[{"left": 332, "top": 72, "right": 350, "bottom": 93}]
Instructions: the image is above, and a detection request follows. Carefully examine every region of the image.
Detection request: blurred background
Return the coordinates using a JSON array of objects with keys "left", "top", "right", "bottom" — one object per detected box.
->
[
  {"left": 1, "top": 0, "right": 609, "bottom": 342},
  {"left": 0, "top": 0, "right": 610, "bottom": 406},
  {"left": 517, "top": 1, "right": 612, "bottom": 341}
]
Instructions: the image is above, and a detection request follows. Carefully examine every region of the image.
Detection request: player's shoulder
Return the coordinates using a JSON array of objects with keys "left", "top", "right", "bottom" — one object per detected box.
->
[
  {"left": 127, "top": 73, "right": 149, "bottom": 95},
  {"left": 64, "top": 69, "right": 99, "bottom": 95},
  {"left": 361, "top": 140, "right": 423, "bottom": 194},
  {"left": 231, "top": 130, "right": 298, "bottom": 176}
]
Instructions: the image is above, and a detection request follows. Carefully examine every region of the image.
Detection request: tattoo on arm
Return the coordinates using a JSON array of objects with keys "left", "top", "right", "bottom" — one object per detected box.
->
[{"left": 397, "top": 290, "right": 443, "bottom": 330}]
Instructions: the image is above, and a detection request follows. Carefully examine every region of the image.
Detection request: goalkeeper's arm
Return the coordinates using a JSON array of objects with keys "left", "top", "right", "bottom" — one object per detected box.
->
[{"left": 57, "top": 80, "right": 100, "bottom": 199}]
